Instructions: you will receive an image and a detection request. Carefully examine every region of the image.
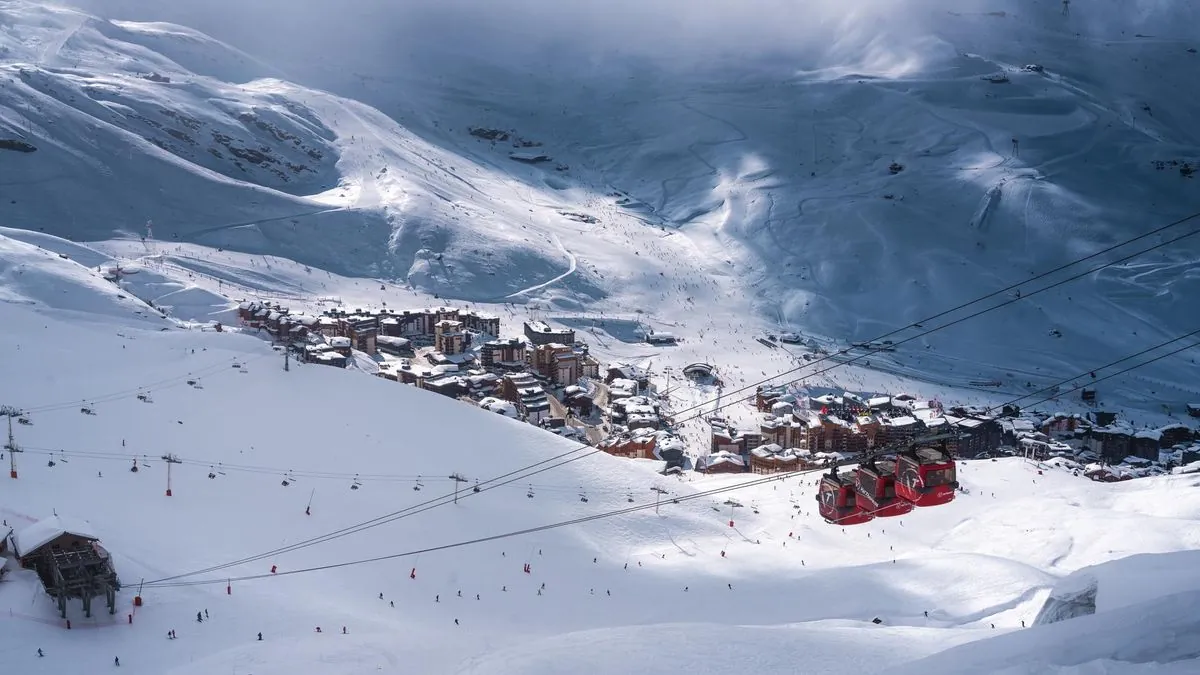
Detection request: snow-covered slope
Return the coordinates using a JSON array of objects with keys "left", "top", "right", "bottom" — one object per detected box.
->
[
  {"left": 2, "top": 249, "right": 1199, "bottom": 674},
  {"left": 4, "top": 0, "right": 1199, "bottom": 420}
]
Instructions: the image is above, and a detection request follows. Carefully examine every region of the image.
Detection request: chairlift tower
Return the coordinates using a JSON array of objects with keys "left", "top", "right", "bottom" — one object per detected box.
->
[
  {"left": 161, "top": 453, "right": 182, "bottom": 496},
  {"left": 449, "top": 473, "right": 468, "bottom": 504},
  {"left": 1, "top": 406, "right": 25, "bottom": 479}
]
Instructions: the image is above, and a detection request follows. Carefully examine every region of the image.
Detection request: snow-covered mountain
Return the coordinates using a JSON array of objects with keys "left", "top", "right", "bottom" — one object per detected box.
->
[
  {"left": 1, "top": 240, "right": 1198, "bottom": 674},
  {"left": 3, "top": 0, "right": 1199, "bottom": 417}
]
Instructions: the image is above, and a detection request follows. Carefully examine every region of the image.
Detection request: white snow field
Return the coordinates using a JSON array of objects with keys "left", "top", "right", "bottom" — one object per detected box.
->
[
  {"left": 3, "top": 0, "right": 1200, "bottom": 420},
  {"left": 2, "top": 235, "right": 1200, "bottom": 673}
]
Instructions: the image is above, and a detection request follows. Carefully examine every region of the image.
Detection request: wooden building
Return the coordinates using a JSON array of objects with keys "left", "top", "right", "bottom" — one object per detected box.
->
[{"left": 12, "top": 516, "right": 120, "bottom": 618}]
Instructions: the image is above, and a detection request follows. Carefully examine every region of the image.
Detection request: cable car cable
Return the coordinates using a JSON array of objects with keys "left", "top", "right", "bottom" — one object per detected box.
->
[{"left": 141, "top": 331, "right": 1199, "bottom": 588}]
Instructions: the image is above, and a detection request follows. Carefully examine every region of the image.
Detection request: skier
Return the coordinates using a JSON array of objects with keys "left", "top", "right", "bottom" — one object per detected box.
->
[
  {"left": 258, "top": 632, "right": 263, "bottom": 641},
  {"left": 316, "top": 627, "right": 322, "bottom": 633},
  {"left": 204, "top": 609, "right": 209, "bottom": 620},
  {"left": 1062, "top": 0, "right": 1070, "bottom": 16},
  {"left": 454, "top": 619, "right": 460, "bottom": 626},
  {"left": 1011, "top": 137, "right": 1020, "bottom": 157},
  {"left": 196, "top": 612, "right": 203, "bottom": 623},
  {"left": 38, "top": 649, "right": 44, "bottom": 657},
  {"left": 390, "top": 601, "right": 395, "bottom": 607},
  {"left": 379, "top": 593, "right": 384, "bottom": 600},
  {"left": 115, "top": 656, "right": 121, "bottom": 667},
  {"left": 342, "top": 627, "right": 347, "bottom": 634}
]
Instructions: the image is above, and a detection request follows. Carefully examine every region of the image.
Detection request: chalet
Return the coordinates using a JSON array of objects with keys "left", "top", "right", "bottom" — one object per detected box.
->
[
  {"left": 749, "top": 444, "right": 806, "bottom": 474},
  {"left": 13, "top": 516, "right": 120, "bottom": 618},
  {"left": 434, "top": 320, "right": 467, "bottom": 355},
  {"left": 599, "top": 429, "right": 659, "bottom": 460},
  {"left": 1158, "top": 423, "right": 1194, "bottom": 449},
  {"left": 481, "top": 338, "right": 527, "bottom": 369},
  {"left": 329, "top": 336, "right": 353, "bottom": 357},
  {"left": 479, "top": 397, "right": 520, "bottom": 418},
  {"left": 524, "top": 320, "right": 575, "bottom": 347},
  {"left": 711, "top": 424, "right": 746, "bottom": 456},
  {"left": 654, "top": 434, "right": 689, "bottom": 473},
  {"left": 608, "top": 378, "right": 639, "bottom": 400},
  {"left": 698, "top": 451, "right": 746, "bottom": 474},
  {"left": 611, "top": 396, "right": 662, "bottom": 431},
  {"left": 756, "top": 386, "right": 788, "bottom": 412},
  {"left": 562, "top": 385, "right": 594, "bottom": 416},
  {"left": 1188, "top": 404, "right": 1200, "bottom": 419}
]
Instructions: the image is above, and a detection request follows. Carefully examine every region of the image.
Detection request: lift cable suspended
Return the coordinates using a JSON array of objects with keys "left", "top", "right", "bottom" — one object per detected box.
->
[
  {"left": 22, "top": 354, "right": 270, "bottom": 415},
  {"left": 660, "top": 214, "right": 1200, "bottom": 426},
  {"left": 140, "top": 332, "right": 1199, "bottom": 589}
]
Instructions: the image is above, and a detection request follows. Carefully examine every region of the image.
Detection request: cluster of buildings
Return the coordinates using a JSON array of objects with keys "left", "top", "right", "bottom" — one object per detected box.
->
[
  {"left": 695, "top": 385, "right": 1199, "bottom": 479},
  {"left": 1006, "top": 411, "right": 1199, "bottom": 474},
  {"left": 698, "top": 387, "right": 1004, "bottom": 474},
  {"left": 237, "top": 300, "right": 604, "bottom": 437}
]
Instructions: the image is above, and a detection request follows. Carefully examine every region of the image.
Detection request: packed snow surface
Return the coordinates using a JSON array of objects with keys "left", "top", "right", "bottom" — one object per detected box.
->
[{"left": 1, "top": 231, "right": 1199, "bottom": 674}]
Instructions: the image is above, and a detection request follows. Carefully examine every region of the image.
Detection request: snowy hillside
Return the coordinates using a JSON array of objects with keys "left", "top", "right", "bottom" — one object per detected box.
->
[
  {"left": 1, "top": 244, "right": 1199, "bottom": 674},
  {"left": 3, "top": 0, "right": 1199, "bottom": 419}
]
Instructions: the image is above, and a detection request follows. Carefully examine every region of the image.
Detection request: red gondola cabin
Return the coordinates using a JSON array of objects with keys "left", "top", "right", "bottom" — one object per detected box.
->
[
  {"left": 895, "top": 445, "right": 957, "bottom": 507},
  {"left": 817, "top": 471, "right": 873, "bottom": 525},
  {"left": 854, "top": 460, "right": 914, "bottom": 518}
]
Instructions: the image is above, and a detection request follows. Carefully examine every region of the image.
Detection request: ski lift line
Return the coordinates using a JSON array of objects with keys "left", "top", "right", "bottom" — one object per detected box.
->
[
  {"left": 140, "top": 339, "right": 1193, "bottom": 589},
  {"left": 661, "top": 221, "right": 1200, "bottom": 428},
  {"left": 141, "top": 440, "right": 605, "bottom": 585},
  {"left": 21, "top": 354, "right": 271, "bottom": 415},
  {"left": 141, "top": 432, "right": 959, "bottom": 589},
  {"left": 13, "top": 445, "right": 621, "bottom": 490},
  {"left": 975, "top": 327, "right": 1200, "bottom": 416}
]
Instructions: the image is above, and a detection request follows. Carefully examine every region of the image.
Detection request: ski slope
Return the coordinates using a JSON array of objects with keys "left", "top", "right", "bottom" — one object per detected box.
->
[
  {"left": 1, "top": 234, "right": 1200, "bottom": 674},
  {"left": 2, "top": 0, "right": 1199, "bottom": 421}
]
